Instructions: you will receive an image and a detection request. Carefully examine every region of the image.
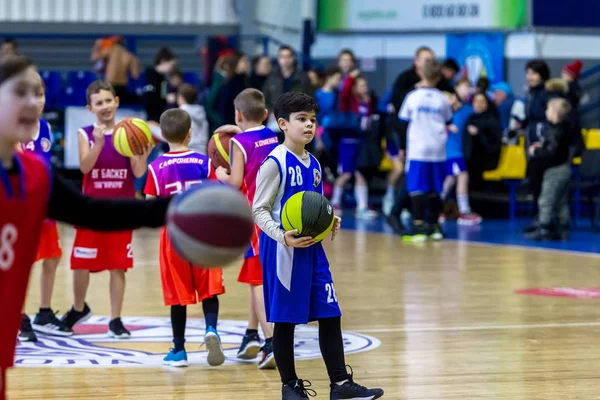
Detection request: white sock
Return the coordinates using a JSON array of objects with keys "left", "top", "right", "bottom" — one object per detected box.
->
[
  {"left": 385, "top": 185, "right": 395, "bottom": 198},
  {"left": 332, "top": 186, "right": 343, "bottom": 206},
  {"left": 457, "top": 194, "right": 471, "bottom": 214},
  {"left": 355, "top": 185, "right": 368, "bottom": 210}
]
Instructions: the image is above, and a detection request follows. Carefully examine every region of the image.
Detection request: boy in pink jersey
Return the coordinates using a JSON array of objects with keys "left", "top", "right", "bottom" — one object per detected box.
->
[
  {"left": 145, "top": 109, "right": 225, "bottom": 367},
  {"left": 216, "top": 88, "right": 278, "bottom": 369},
  {"left": 61, "top": 81, "right": 152, "bottom": 338}
]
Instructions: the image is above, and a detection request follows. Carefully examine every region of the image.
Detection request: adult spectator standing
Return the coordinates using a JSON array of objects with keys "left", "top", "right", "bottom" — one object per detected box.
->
[
  {"left": 263, "top": 45, "right": 312, "bottom": 113},
  {"left": 0, "top": 38, "right": 17, "bottom": 58},
  {"left": 142, "top": 47, "right": 177, "bottom": 123},
  {"left": 91, "top": 37, "right": 140, "bottom": 105},
  {"left": 249, "top": 55, "right": 272, "bottom": 91}
]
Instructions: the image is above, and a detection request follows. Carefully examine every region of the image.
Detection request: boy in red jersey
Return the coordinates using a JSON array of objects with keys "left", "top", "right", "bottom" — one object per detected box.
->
[
  {"left": 60, "top": 81, "right": 152, "bottom": 338},
  {"left": 18, "top": 75, "right": 72, "bottom": 341},
  {"left": 145, "top": 109, "right": 225, "bottom": 367},
  {"left": 0, "top": 55, "right": 171, "bottom": 400},
  {"left": 216, "top": 88, "right": 277, "bottom": 369}
]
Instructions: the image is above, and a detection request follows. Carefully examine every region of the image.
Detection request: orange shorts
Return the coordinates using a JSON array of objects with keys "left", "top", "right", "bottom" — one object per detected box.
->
[
  {"left": 70, "top": 229, "right": 133, "bottom": 272},
  {"left": 159, "top": 228, "right": 225, "bottom": 306},
  {"left": 35, "top": 220, "right": 62, "bottom": 262},
  {"left": 238, "top": 255, "right": 263, "bottom": 285}
]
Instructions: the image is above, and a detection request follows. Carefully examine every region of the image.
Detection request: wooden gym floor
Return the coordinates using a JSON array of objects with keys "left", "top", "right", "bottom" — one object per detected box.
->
[{"left": 7, "top": 222, "right": 600, "bottom": 399}]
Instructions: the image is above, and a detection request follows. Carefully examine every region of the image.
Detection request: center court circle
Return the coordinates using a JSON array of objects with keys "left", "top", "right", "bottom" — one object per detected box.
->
[{"left": 14, "top": 316, "right": 381, "bottom": 368}]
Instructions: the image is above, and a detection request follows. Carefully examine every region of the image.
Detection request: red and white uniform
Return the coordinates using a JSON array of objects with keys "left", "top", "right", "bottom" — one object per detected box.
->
[
  {"left": 0, "top": 152, "right": 51, "bottom": 398},
  {"left": 144, "top": 150, "right": 224, "bottom": 305},
  {"left": 70, "top": 125, "right": 135, "bottom": 272}
]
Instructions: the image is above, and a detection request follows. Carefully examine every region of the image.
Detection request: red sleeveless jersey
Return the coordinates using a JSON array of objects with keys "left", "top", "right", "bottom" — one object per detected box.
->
[{"left": 0, "top": 151, "right": 51, "bottom": 368}]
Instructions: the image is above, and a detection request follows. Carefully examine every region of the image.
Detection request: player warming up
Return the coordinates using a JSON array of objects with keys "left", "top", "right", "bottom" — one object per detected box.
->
[
  {"left": 398, "top": 59, "right": 453, "bottom": 242},
  {"left": 61, "top": 81, "right": 152, "bottom": 338},
  {"left": 252, "top": 92, "right": 384, "bottom": 399},
  {"left": 144, "top": 109, "right": 226, "bottom": 367},
  {"left": 18, "top": 74, "right": 72, "bottom": 341},
  {"left": 0, "top": 55, "right": 172, "bottom": 400},
  {"left": 216, "top": 88, "right": 277, "bottom": 369}
]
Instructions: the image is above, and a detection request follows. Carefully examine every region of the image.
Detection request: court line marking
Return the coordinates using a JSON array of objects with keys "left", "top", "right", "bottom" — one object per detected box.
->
[{"left": 358, "top": 321, "right": 600, "bottom": 333}]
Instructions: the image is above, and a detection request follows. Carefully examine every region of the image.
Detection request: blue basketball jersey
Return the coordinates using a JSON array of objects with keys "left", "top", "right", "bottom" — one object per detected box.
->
[
  {"left": 21, "top": 120, "right": 52, "bottom": 165},
  {"left": 259, "top": 145, "right": 341, "bottom": 324},
  {"left": 267, "top": 145, "right": 324, "bottom": 227}
]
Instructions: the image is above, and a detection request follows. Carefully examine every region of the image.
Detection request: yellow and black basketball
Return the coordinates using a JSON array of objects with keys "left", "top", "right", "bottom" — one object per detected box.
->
[
  {"left": 113, "top": 117, "right": 152, "bottom": 157},
  {"left": 281, "top": 191, "right": 335, "bottom": 243}
]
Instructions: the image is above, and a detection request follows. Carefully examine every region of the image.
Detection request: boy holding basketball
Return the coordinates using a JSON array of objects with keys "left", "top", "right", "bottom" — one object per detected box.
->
[
  {"left": 215, "top": 88, "right": 278, "bottom": 369},
  {"left": 61, "top": 81, "right": 152, "bottom": 338},
  {"left": 144, "top": 108, "right": 225, "bottom": 367},
  {"left": 253, "top": 92, "right": 384, "bottom": 400}
]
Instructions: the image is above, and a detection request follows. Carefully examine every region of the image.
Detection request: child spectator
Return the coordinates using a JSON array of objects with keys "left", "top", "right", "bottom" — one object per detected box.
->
[{"left": 177, "top": 83, "right": 208, "bottom": 155}]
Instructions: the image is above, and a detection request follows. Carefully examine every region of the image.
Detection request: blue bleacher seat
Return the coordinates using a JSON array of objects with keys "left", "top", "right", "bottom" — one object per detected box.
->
[
  {"left": 62, "top": 71, "right": 97, "bottom": 106},
  {"left": 183, "top": 72, "right": 201, "bottom": 88},
  {"left": 39, "top": 70, "right": 63, "bottom": 109}
]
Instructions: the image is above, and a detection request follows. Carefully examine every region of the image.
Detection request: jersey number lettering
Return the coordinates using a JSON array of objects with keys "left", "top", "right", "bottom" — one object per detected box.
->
[
  {"left": 0, "top": 223, "right": 18, "bottom": 271},
  {"left": 24, "top": 141, "right": 35, "bottom": 151},
  {"left": 288, "top": 166, "right": 303, "bottom": 187},
  {"left": 325, "top": 282, "right": 338, "bottom": 304},
  {"left": 165, "top": 180, "right": 203, "bottom": 195},
  {"left": 126, "top": 243, "right": 133, "bottom": 258}
]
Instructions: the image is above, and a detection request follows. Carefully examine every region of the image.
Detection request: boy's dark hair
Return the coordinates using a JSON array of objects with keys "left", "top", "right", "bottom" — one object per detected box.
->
[
  {"left": 324, "top": 66, "right": 341, "bottom": 79},
  {"left": 4, "top": 37, "right": 17, "bottom": 49},
  {"left": 86, "top": 80, "right": 116, "bottom": 105},
  {"left": 178, "top": 83, "right": 197, "bottom": 105},
  {"left": 443, "top": 58, "right": 460, "bottom": 73},
  {"left": 274, "top": 92, "right": 319, "bottom": 122},
  {"left": 476, "top": 76, "right": 490, "bottom": 91},
  {"left": 233, "top": 88, "right": 266, "bottom": 122},
  {"left": 422, "top": 59, "right": 442, "bottom": 82},
  {"left": 525, "top": 59, "right": 550, "bottom": 82},
  {"left": 155, "top": 47, "right": 176, "bottom": 66},
  {"left": 160, "top": 108, "right": 191, "bottom": 144}
]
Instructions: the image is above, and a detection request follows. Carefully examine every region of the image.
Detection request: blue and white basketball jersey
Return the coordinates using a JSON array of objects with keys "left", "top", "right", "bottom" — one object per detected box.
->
[
  {"left": 259, "top": 145, "right": 341, "bottom": 324},
  {"left": 267, "top": 145, "right": 324, "bottom": 227},
  {"left": 21, "top": 120, "right": 52, "bottom": 165}
]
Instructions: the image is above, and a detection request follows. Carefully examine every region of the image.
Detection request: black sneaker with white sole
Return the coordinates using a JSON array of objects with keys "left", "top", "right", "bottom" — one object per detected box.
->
[
  {"left": 60, "top": 303, "right": 93, "bottom": 329},
  {"left": 18, "top": 314, "right": 37, "bottom": 342},
  {"left": 108, "top": 317, "right": 131, "bottom": 339},
  {"left": 33, "top": 310, "right": 73, "bottom": 336},
  {"left": 258, "top": 340, "right": 276, "bottom": 369},
  {"left": 282, "top": 379, "right": 317, "bottom": 399},
  {"left": 329, "top": 365, "right": 384, "bottom": 399},
  {"left": 237, "top": 332, "right": 261, "bottom": 359}
]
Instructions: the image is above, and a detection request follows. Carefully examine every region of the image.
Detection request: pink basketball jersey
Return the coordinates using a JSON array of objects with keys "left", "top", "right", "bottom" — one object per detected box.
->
[
  {"left": 229, "top": 125, "right": 278, "bottom": 204},
  {"left": 147, "top": 150, "right": 215, "bottom": 197},
  {"left": 79, "top": 125, "right": 135, "bottom": 198}
]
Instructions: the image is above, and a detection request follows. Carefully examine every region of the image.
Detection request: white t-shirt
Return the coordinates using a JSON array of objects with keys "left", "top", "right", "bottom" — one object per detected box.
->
[{"left": 399, "top": 87, "right": 453, "bottom": 162}]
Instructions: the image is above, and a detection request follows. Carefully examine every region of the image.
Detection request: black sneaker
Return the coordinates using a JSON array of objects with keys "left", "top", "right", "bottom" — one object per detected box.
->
[
  {"left": 108, "top": 317, "right": 131, "bottom": 339},
  {"left": 258, "top": 340, "right": 276, "bottom": 369},
  {"left": 18, "top": 314, "right": 37, "bottom": 342},
  {"left": 237, "top": 332, "right": 261, "bottom": 359},
  {"left": 385, "top": 214, "right": 405, "bottom": 235},
  {"left": 330, "top": 366, "right": 384, "bottom": 399},
  {"left": 33, "top": 310, "right": 73, "bottom": 336},
  {"left": 282, "top": 379, "right": 317, "bottom": 399},
  {"left": 60, "top": 303, "right": 93, "bottom": 329}
]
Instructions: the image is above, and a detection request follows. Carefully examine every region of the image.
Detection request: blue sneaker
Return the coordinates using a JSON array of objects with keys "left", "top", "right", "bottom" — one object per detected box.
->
[
  {"left": 204, "top": 326, "right": 225, "bottom": 366},
  {"left": 163, "top": 348, "right": 188, "bottom": 367}
]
